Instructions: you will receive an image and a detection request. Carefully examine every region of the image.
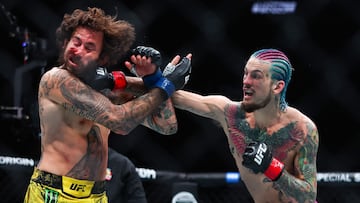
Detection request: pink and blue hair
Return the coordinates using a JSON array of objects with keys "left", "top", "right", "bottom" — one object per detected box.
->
[{"left": 251, "top": 48, "right": 293, "bottom": 111}]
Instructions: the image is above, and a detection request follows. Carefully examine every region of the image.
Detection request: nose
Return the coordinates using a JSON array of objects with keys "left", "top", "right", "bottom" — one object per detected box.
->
[
  {"left": 70, "top": 47, "right": 79, "bottom": 55},
  {"left": 243, "top": 74, "right": 251, "bottom": 86},
  {"left": 70, "top": 45, "right": 84, "bottom": 55}
]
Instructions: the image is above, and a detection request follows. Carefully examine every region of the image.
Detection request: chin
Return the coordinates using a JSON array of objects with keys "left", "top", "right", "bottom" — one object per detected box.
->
[{"left": 242, "top": 103, "right": 256, "bottom": 112}]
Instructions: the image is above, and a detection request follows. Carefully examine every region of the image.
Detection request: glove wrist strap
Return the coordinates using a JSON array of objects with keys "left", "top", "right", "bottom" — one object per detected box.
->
[
  {"left": 143, "top": 69, "right": 162, "bottom": 88},
  {"left": 112, "top": 71, "right": 127, "bottom": 90},
  {"left": 153, "top": 77, "right": 175, "bottom": 99},
  {"left": 264, "top": 158, "right": 284, "bottom": 181}
]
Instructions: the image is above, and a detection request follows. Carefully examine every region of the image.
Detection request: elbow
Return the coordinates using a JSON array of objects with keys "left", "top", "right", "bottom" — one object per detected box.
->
[
  {"left": 106, "top": 116, "right": 135, "bottom": 135},
  {"left": 156, "top": 123, "right": 178, "bottom": 135},
  {"left": 164, "top": 124, "right": 178, "bottom": 135},
  {"left": 166, "top": 122, "right": 178, "bottom": 135},
  {"left": 114, "top": 122, "right": 138, "bottom": 135},
  {"left": 112, "top": 129, "right": 130, "bottom": 135}
]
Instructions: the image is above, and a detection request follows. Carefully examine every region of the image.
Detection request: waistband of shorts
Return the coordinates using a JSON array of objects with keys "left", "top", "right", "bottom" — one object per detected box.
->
[{"left": 31, "top": 168, "right": 106, "bottom": 194}]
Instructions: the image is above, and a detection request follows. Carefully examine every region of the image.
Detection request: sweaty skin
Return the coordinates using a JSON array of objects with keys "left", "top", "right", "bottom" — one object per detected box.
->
[{"left": 171, "top": 57, "right": 318, "bottom": 203}]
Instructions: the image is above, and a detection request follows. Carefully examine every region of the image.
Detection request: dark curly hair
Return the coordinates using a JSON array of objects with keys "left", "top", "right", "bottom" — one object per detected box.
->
[{"left": 55, "top": 7, "right": 135, "bottom": 66}]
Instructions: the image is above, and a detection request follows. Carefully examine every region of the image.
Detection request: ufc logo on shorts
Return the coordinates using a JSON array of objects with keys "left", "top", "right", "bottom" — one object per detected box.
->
[
  {"left": 69, "top": 183, "right": 86, "bottom": 192},
  {"left": 254, "top": 143, "right": 267, "bottom": 165}
]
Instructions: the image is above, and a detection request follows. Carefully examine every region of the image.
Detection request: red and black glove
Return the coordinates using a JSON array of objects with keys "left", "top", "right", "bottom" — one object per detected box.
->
[
  {"left": 87, "top": 67, "right": 127, "bottom": 91},
  {"left": 242, "top": 142, "right": 284, "bottom": 181}
]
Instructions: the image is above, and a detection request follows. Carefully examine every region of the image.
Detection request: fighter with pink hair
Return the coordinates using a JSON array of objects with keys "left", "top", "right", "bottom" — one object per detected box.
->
[{"left": 171, "top": 48, "right": 319, "bottom": 203}]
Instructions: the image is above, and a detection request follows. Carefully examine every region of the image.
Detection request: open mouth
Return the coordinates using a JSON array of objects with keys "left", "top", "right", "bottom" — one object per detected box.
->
[
  {"left": 68, "top": 55, "right": 80, "bottom": 68},
  {"left": 243, "top": 89, "right": 254, "bottom": 99},
  {"left": 69, "top": 55, "right": 77, "bottom": 64}
]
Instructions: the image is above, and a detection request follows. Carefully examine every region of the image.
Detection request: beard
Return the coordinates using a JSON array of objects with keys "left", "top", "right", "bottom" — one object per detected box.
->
[
  {"left": 242, "top": 91, "right": 272, "bottom": 112},
  {"left": 77, "top": 60, "right": 98, "bottom": 81},
  {"left": 64, "top": 50, "right": 98, "bottom": 77},
  {"left": 65, "top": 58, "right": 98, "bottom": 83}
]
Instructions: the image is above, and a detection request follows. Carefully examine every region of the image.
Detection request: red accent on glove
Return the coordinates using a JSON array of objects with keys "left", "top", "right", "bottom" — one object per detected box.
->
[
  {"left": 264, "top": 158, "right": 284, "bottom": 181},
  {"left": 112, "top": 71, "right": 127, "bottom": 90}
]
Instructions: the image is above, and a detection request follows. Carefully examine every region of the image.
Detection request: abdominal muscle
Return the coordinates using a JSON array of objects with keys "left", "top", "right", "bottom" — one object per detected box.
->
[
  {"left": 233, "top": 154, "right": 282, "bottom": 203},
  {"left": 37, "top": 102, "right": 109, "bottom": 181}
]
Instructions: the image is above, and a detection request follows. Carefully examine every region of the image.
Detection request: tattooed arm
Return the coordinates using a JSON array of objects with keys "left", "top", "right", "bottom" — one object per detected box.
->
[
  {"left": 274, "top": 121, "right": 319, "bottom": 202},
  {"left": 101, "top": 76, "right": 178, "bottom": 135},
  {"left": 41, "top": 67, "right": 169, "bottom": 135}
]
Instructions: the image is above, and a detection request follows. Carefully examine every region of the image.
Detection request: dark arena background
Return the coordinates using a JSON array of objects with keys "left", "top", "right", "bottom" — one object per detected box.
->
[{"left": 1, "top": 0, "right": 360, "bottom": 202}]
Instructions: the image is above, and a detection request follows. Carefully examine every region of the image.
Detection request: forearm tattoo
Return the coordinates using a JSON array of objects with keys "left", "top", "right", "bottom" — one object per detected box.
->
[
  {"left": 143, "top": 102, "right": 177, "bottom": 134},
  {"left": 43, "top": 70, "right": 164, "bottom": 134}
]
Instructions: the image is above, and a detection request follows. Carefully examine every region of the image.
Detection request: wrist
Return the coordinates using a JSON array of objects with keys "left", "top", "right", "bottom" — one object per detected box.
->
[
  {"left": 143, "top": 69, "right": 162, "bottom": 88},
  {"left": 112, "top": 71, "right": 127, "bottom": 90},
  {"left": 264, "top": 158, "right": 284, "bottom": 181},
  {"left": 152, "top": 77, "right": 175, "bottom": 99}
]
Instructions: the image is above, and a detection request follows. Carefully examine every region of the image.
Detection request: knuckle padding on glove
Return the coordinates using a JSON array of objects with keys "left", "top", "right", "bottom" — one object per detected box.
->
[
  {"left": 164, "top": 57, "right": 191, "bottom": 89},
  {"left": 83, "top": 67, "right": 127, "bottom": 91},
  {"left": 242, "top": 142, "right": 272, "bottom": 174},
  {"left": 242, "top": 142, "right": 284, "bottom": 181},
  {"left": 132, "top": 46, "right": 162, "bottom": 67}
]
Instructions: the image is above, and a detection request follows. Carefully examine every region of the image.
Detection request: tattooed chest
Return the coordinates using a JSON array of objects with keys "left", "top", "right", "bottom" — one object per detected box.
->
[{"left": 227, "top": 118, "right": 303, "bottom": 159}]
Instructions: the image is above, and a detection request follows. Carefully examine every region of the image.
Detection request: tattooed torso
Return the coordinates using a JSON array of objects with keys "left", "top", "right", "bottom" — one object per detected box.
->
[
  {"left": 223, "top": 102, "right": 318, "bottom": 203},
  {"left": 36, "top": 68, "right": 108, "bottom": 181}
]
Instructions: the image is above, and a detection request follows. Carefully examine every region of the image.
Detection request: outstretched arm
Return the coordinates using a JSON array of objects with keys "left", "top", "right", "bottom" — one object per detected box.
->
[{"left": 171, "top": 90, "right": 232, "bottom": 126}]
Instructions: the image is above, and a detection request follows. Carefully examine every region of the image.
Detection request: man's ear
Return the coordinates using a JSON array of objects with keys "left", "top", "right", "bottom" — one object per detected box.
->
[{"left": 273, "top": 80, "right": 285, "bottom": 94}]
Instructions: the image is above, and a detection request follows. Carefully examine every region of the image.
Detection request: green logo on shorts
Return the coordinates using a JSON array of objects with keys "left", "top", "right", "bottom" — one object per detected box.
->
[{"left": 44, "top": 188, "right": 59, "bottom": 203}]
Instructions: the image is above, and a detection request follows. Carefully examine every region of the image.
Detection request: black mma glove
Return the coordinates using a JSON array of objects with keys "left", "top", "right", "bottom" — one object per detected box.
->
[
  {"left": 242, "top": 142, "right": 284, "bottom": 181},
  {"left": 128, "top": 45, "right": 163, "bottom": 88},
  {"left": 87, "top": 67, "right": 127, "bottom": 91},
  {"left": 162, "top": 57, "right": 191, "bottom": 89},
  {"left": 143, "top": 57, "right": 191, "bottom": 99},
  {"left": 130, "top": 46, "right": 162, "bottom": 76},
  {"left": 129, "top": 46, "right": 191, "bottom": 99}
]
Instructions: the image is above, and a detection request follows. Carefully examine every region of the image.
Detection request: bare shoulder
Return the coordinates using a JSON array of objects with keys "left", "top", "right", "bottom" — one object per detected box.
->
[
  {"left": 287, "top": 107, "right": 316, "bottom": 126},
  {"left": 42, "top": 67, "right": 70, "bottom": 80},
  {"left": 223, "top": 101, "right": 245, "bottom": 123},
  {"left": 287, "top": 107, "right": 319, "bottom": 139},
  {"left": 38, "top": 67, "right": 91, "bottom": 106},
  {"left": 40, "top": 67, "right": 67, "bottom": 87}
]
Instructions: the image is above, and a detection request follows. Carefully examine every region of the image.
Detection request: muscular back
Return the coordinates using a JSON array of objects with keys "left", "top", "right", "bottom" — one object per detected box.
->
[{"left": 37, "top": 67, "right": 109, "bottom": 181}]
